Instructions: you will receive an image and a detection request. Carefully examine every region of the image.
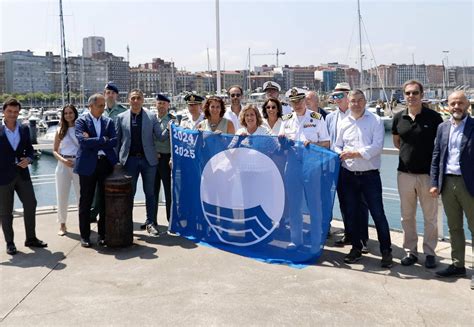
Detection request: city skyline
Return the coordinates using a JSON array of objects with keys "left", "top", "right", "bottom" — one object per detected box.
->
[{"left": 1, "top": 0, "right": 473, "bottom": 72}]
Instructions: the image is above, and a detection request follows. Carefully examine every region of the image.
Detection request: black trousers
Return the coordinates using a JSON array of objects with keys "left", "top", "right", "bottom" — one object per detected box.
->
[
  {"left": 78, "top": 157, "right": 112, "bottom": 240},
  {"left": 0, "top": 172, "right": 37, "bottom": 244},
  {"left": 154, "top": 153, "right": 171, "bottom": 222}
]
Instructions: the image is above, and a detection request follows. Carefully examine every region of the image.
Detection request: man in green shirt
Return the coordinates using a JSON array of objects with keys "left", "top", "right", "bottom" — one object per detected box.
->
[
  {"left": 103, "top": 82, "right": 127, "bottom": 122},
  {"left": 149, "top": 94, "right": 175, "bottom": 229}
]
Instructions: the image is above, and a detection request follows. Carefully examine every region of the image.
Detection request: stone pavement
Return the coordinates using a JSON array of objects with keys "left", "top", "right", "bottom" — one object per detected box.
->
[{"left": 0, "top": 204, "right": 472, "bottom": 326}]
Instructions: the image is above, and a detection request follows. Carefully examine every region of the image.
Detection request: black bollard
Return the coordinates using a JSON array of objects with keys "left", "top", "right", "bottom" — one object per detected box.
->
[{"left": 105, "top": 164, "right": 133, "bottom": 247}]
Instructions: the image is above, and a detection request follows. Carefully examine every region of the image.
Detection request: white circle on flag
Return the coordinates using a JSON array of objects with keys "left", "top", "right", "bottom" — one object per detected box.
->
[{"left": 200, "top": 148, "right": 285, "bottom": 246}]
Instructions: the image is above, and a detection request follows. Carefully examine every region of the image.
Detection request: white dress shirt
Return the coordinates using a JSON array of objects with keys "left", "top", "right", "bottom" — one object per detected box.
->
[
  {"left": 224, "top": 106, "right": 241, "bottom": 130},
  {"left": 89, "top": 113, "right": 105, "bottom": 156},
  {"left": 335, "top": 109, "right": 384, "bottom": 171},
  {"left": 445, "top": 116, "right": 467, "bottom": 175}
]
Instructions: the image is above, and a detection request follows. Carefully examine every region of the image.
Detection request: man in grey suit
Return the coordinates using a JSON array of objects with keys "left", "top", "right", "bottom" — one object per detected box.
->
[
  {"left": 116, "top": 89, "right": 163, "bottom": 236},
  {"left": 430, "top": 91, "right": 474, "bottom": 280}
]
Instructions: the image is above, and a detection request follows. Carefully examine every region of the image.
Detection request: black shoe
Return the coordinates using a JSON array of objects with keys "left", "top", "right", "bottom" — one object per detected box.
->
[
  {"left": 80, "top": 238, "right": 91, "bottom": 248},
  {"left": 381, "top": 250, "right": 393, "bottom": 268},
  {"left": 401, "top": 254, "right": 418, "bottom": 266},
  {"left": 344, "top": 248, "right": 362, "bottom": 264},
  {"left": 335, "top": 235, "right": 351, "bottom": 247},
  {"left": 98, "top": 238, "right": 106, "bottom": 247},
  {"left": 435, "top": 265, "right": 466, "bottom": 278},
  {"left": 146, "top": 224, "right": 160, "bottom": 237},
  {"left": 424, "top": 255, "right": 436, "bottom": 269},
  {"left": 361, "top": 239, "right": 369, "bottom": 254},
  {"left": 6, "top": 242, "right": 17, "bottom": 255},
  {"left": 140, "top": 223, "right": 147, "bottom": 230},
  {"left": 24, "top": 238, "right": 48, "bottom": 248}
]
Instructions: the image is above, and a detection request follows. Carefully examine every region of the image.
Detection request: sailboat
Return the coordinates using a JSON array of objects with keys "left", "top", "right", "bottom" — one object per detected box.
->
[{"left": 38, "top": 0, "right": 70, "bottom": 154}]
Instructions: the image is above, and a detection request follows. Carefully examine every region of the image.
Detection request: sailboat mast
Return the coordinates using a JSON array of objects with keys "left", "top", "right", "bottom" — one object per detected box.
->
[
  {"left": 59, "top": 0, "right": 70, "bottom": 105},
  {"left": 357, "top": 0, "right": 363, "bottom": 89},
  {"left": 215, "top": 0, "right": 222, "bottom": 95}
]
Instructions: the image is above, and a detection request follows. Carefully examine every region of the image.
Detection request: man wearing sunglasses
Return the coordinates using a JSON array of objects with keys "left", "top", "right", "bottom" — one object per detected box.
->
[
  {"left": 393, "top": 80, "right": 443, "bottom": 268},
  {"left": 224, "top": 85, "right": 243, "bottom": 130},
  {"left": 263, "top": 81, "right": 292, "bottom": 115},
  {"left": 326, "top": 83, "right": 369, "bottom": 251}
]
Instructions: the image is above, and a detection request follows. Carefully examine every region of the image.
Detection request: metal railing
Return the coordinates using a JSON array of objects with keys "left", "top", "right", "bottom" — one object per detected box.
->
[{"left": 31, "top": 144, "right": 447, "bottom": 240}]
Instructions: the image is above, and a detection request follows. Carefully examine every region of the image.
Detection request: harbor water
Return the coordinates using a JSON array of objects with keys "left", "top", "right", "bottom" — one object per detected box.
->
[{"left": 15, "top": 131, "right": 471, "bottom": 240}]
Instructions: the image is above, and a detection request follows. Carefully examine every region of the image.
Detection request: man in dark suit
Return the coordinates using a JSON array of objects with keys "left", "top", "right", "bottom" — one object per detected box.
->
[
  {"left": 0, "top": 98, "right": 47, "bottom": 255},
  {"left": 75, "top": 93, "right": 118, "bottom": 247},
  {"left": 430, "top": 91, "right": 474, "bottom": 279},
  {"left": 116, "top": 89, "right": 163, "bottom": 236}
]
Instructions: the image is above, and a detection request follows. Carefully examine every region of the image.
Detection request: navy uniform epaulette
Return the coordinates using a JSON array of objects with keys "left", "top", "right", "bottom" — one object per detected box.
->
[
  {"left": 282, "top": 113, "right": 293, "bottom": 121},
  {"left": 310, "top": 111, "right": 322, "bottom": 120}
]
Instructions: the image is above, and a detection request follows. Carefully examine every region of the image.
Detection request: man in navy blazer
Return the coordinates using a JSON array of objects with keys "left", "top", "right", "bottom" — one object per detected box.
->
[
  {"left": 75, "top": 93, "right": 118, "bottom": 247},
  {"left": 116, "top": 89, "right": 163, "bottom": 236},
  {"left": 430, "top": 91, "right": 474, "bottom": 279},
  {"left": 0, "top": 98, "right": 47, "bottom": 255}
]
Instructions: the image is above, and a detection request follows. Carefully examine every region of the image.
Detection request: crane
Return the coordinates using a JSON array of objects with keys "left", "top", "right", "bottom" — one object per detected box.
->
[{"left": 253, "top": 48, "right": 286, "bottom": 67}]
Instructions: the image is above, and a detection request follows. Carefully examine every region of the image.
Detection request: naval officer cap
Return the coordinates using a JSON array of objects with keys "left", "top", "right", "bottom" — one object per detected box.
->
[
  {"left": 104, "top": 82, "right": 119, "bottom": 94},
  {"left": 156, "top": 93, "right": 170, "bottom": 103},
  {"left": 184, "top": 93, "right": 204, "bottom": 104},
  {"left": 285, "top": 87, "right": 307, "bottom": 102},
  {"left": 263, "top": 81, "right": 281, "bottom": 92}
]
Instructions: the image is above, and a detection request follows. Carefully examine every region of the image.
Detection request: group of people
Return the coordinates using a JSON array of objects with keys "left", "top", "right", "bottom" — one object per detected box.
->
[{"left": 1, "top": 79, "right": 472, "bottom": 281}]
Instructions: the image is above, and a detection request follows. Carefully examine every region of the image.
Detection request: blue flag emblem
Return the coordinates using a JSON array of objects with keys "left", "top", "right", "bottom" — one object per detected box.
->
[{"left": 170, "top": 125, "right": 339, "bottom": 264}]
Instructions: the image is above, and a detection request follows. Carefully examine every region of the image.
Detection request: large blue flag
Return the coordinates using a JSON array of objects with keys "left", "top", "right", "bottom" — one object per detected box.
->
[{"left": 170, "top": 125, "right": 340, "bottom": 264}]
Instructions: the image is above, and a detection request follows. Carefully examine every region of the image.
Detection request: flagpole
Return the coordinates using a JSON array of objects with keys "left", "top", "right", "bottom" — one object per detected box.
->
[{"left": 215, "top": 0, "right": 222, "bottom": 95}]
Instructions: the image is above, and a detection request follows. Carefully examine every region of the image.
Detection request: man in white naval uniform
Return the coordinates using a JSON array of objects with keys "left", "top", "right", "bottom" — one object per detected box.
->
[
  {"left": 180, "top": 93, "right": 205, "bottom": 130},
  {"left": 279, "top": 87, "right": 330, "bottom": 253}
]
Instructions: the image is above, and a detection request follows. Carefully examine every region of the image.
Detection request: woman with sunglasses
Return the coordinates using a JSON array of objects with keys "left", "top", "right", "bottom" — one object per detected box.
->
[
  {"left": 261, "top": 98, "right": 283, "bottom": 135},
  {"left": 236, "top": 104, "right": 269, "bottom": 136},
  {"left": 197, "top": 96, "right": 235, "bottom": 134},
  {"left": 52, "top": 104, "right": 80, "bottom": 236}
]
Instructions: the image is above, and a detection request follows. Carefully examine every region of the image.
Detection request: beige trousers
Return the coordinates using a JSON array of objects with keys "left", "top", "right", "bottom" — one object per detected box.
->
[{"left": 397, "top": 172, "right": 438, "bottom": 257}]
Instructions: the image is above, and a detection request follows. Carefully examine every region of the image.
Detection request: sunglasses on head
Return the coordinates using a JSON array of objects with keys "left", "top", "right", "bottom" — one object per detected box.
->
[
  {"left": 230, "top": 93, "right": 241, "bottom": 98},
  {"left": 265, "top": 105, "right": 277, "bottom": 109},
  {"left": 332, "top": 92, "right": 345, "bottom": 100},
  {"left": 404, "top": 91, "right": 420, "bottom": 96}
]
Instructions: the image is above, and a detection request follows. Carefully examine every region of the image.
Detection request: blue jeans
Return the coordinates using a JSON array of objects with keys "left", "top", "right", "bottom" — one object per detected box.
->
[
  {"left": 340, "top": 168, "right": 392, "bottom": 253},
  {"left": 336, "top": 167, "right": 369, "bottom": 241},
  {"left": 124, "top": 156, "right": 157, "bottom": 225}
]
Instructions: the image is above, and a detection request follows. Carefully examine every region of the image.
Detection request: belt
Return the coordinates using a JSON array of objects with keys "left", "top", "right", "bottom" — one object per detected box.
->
[
  {"left": 445, "top": 174, "right": 461, "bottom": 177},
  {"left": 61, "top": 154, "right": 76, "bottom": 159},
  {"left": 344, "top": 168, "right": 379, "bottom": 176}
]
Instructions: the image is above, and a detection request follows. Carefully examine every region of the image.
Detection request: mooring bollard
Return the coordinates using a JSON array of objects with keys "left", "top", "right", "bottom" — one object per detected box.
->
[{"left": 105, "top": 164, "right": 133, "bottom": 247}]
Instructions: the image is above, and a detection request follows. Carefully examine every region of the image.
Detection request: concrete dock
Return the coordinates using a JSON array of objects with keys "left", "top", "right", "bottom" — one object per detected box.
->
[{"left": 1, "top": 204, "right": 472, "bottom": 326}]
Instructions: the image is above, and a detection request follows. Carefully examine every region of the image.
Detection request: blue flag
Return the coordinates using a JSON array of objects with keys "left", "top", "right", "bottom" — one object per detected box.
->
[{"left": 170, "top": 125, "right": 340, "bottom": 264}]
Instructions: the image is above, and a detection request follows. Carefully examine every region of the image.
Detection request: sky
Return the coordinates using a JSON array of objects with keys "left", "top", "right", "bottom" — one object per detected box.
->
[{"left": 1, "top": 0, "right": 473, "bottom": 72}]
